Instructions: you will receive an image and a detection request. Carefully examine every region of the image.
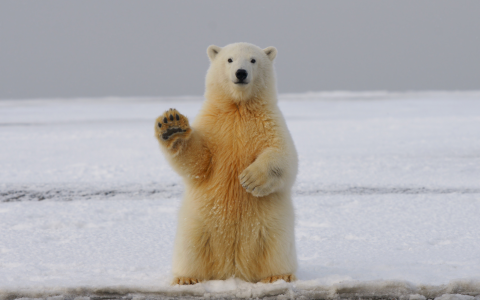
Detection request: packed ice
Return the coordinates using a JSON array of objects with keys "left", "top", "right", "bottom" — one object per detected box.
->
[{"left": 1, "top": 91, "right": 480, "bottom": 299}]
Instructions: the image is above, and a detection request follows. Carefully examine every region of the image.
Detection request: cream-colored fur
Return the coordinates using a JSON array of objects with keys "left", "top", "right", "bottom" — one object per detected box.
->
[{"left": 154, "top": 43, "right": 298, "bottom": 284}]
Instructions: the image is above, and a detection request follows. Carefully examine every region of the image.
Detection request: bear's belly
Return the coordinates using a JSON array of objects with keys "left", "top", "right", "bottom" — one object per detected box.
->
[
  {"left": 206, "top": 145, "right": 261, "bottom": 199},
  {"left": 203, "top": 164, "right": 258, "bottom": 219},
  {"left": 196, "top": 149, "right": 281, "bottom": 233}
]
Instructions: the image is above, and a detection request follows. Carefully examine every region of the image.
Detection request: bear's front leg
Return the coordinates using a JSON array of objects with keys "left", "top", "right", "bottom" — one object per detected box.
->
[
  {"left": 239, "top": 149, "right": 288, "bottom": 197},
  {"left": 155, "top": 109, "right": 212, "bottom": 180}
]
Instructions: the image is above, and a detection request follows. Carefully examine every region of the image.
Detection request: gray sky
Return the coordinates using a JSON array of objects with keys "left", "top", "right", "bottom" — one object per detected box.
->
[{"left": 1, "top": 0, "right": 479, "bottom": 99}]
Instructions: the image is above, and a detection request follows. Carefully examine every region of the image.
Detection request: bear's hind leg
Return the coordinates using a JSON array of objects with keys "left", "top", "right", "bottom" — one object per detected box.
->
[{"left": 154, "top": 109, "right": 212, "bottom": 180}]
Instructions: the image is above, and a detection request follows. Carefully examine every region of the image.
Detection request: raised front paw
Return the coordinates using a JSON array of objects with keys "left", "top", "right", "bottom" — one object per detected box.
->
[
  {"left": 239, "top": 163, "right": 278, "bottom": 197},
  {"left": 155, "top": 108, "right": 191, "bottom": 145}
]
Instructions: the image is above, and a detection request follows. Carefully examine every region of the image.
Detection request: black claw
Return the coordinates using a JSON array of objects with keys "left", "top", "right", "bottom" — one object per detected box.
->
[
  {"left": 163, "top": 117, "right": 168, "bottom": 123},
  {"left": 169, "top": 114, "right": 174, "bottom": 121},
  {"left": 176, "top": 114, "right": 180, "bottom": 120},
  {"left": 158, "top": 122, "right": 162, "bottom": 128}
]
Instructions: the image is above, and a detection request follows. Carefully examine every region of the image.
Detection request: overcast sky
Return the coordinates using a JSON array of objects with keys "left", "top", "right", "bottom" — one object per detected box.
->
[{"left": 1, "top": 0, "right": 479, "bottom": 99}]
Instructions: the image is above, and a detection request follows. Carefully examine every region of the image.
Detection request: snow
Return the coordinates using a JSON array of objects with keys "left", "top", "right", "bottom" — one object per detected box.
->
[{"left": 1, "top": 92, "right": 480, "bottom": 299}]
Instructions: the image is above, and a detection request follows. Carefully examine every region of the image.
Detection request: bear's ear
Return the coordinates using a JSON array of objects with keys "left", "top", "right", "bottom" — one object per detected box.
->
[
  {"left": 263, "top": 46, "right": 277, "bottom": 61},
  {"left": 207, "top": 45, "right": 222, "bottom": 61}
]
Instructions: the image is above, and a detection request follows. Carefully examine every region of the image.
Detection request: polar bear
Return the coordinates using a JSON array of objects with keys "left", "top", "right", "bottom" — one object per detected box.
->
[{"left": 154, "top": 42, "right": 298, "bottom": 284}]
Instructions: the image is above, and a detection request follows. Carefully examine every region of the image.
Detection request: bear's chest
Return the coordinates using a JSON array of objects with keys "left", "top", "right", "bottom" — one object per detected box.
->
[{"left": 204, "top": 108, "right": 276, "bottom": 176}]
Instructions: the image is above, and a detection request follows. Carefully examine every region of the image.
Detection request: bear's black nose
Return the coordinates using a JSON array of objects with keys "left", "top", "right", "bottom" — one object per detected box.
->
[{"left": 236, "top": 69, "right": 248, "bottom": 81}]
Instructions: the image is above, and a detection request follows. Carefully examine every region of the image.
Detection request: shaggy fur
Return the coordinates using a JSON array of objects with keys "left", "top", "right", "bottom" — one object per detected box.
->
[{"left": 154, "top": 43, "right": 298, "bottom": 284}]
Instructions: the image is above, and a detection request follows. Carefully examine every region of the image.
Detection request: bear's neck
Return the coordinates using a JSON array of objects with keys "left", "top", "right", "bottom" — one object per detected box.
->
[{"left": 204, "top": 87, "right": 277, "bottom": 112}]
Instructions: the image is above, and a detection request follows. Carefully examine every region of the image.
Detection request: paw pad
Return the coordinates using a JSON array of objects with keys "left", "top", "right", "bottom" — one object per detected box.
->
[{"left": 155, "top": 108, "right": 190, "bottom": 142}]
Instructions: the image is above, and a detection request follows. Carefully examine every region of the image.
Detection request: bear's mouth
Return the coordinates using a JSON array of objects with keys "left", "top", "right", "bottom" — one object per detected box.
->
[{"left": 234, "top": 81, "right": 249, "bottom": 85}]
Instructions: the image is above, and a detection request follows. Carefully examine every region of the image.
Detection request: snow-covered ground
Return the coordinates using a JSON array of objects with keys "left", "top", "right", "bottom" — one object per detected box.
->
[{"left": 1, "top": 92, "right": 480, "bottom": 299}]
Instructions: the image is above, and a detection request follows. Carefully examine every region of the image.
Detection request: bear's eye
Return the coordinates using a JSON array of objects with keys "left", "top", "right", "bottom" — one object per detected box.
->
[
  {"left": 228, "top": 58, "right": 233, "bottom": 63},
  {"left": 251, "top": 59, "right": 256, "bottom": 63}
]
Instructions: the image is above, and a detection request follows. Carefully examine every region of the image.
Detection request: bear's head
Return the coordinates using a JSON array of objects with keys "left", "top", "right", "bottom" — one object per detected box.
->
[{"left": 205, "top": 43, "right": 277, "bottom": 103}]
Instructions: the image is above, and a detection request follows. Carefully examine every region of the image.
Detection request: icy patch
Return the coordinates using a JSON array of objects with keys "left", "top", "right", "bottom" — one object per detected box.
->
[
  {"left": 410, "top": 294, "right": 427, "bottom": 300},
  {"left": 435, "top": 294, "right": 476, "bottom": 300},
  {"left": 0, "top": 183, "right": 182, "bottom": 202},
  {"left": 1, "top": 279, "right": 480, "bottom": 300}
]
